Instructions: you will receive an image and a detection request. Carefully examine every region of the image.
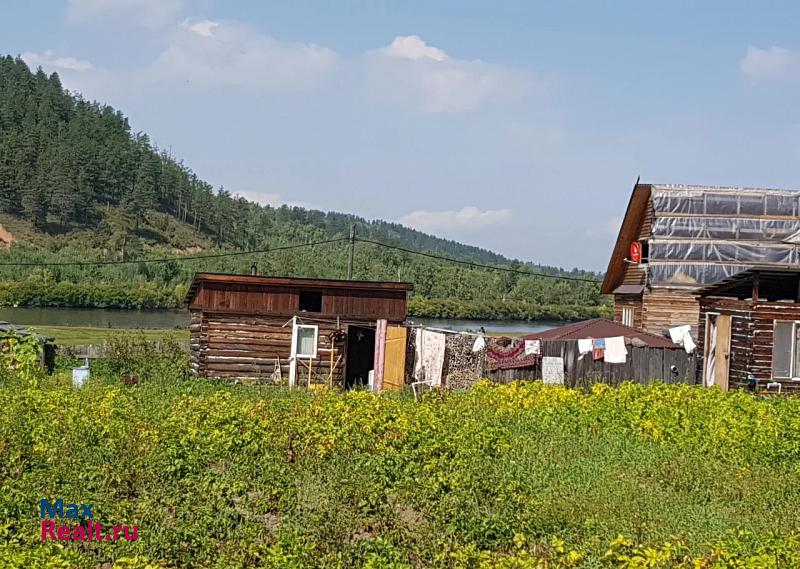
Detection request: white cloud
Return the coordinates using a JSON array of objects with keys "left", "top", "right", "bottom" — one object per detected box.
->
[
  {"left": 67, "top": 0, "right": 185, "bottom": 28},
  {"left": 365, "top": 35, "right": 528, "bottom": 113},
  {"left": 382, "top": 35, "right": 447, "bottom": 62},
  {"left": 399, "top": 206, "right": 512, "bottom": 233},
  {"left": 234, "top": 190, "right": 310, "bottom": 209},
  {"left": 152, "top": 19, "right": 338, "bottom": 90},
  {"left": 22, "top": 50, "right": 94, "bottom": 72},
  {"left": 740, "top": 45, "right": 800, "bottom": 81}
]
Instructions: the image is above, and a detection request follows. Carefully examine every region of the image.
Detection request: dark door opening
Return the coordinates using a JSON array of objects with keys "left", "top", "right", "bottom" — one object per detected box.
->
[{"left": 345, "top": 325, "right": 375, "bottom": 389}]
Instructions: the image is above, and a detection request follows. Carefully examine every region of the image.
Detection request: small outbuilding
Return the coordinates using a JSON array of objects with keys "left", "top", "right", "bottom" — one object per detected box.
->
[
  {"left": 185, "top": 272, "right": 413, "bottom": 389},
  {"left": 698, "top": 267, "right": 800, "bottom": 393}
]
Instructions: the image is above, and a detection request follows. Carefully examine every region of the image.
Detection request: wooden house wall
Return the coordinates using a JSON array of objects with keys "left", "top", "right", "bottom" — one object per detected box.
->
[
  {"left": 192, "top": 283, "right": 407, "bottom": 322},
  {"left": 699, "top": 298, "right": 800, "bottom": 393},
  {"left": 613, "top": 297, "right": 643, "bottom": 329},
  {"left": 697, "top": 297, "right": 753, "bottom": 390},
  {"left": 190, "top": 310, "right": 347, "bottom": 386},
  {"left": 752, "top": 301, "right": 800, "bottom": 393},
  {"left": 641, "top": 288, "right": 700, "bottom": 336}
]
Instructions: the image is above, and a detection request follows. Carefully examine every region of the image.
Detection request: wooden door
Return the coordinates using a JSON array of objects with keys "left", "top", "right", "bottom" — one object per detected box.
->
[
  {"left": 382, "top": 326, "right": 407, "bottom": 392},
  {"left": 713, "top": 314, "right": 731, "bottom": 391}
]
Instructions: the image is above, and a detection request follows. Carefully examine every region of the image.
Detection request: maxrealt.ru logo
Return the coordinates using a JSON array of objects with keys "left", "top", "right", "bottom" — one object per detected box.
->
[{"left": 40, "top": 499, "right": 138, "bottom": 542}]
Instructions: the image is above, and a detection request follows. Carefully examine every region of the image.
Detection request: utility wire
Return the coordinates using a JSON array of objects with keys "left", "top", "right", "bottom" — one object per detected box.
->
[
  {"left": 354, "top": 237, "right": 602, "bottom": 285},
  {"left": 0, "top": 237, "right": 349, "bottom": 267},
  {"left": 0, "top": 234, "right": 601, "bottom": 285}
]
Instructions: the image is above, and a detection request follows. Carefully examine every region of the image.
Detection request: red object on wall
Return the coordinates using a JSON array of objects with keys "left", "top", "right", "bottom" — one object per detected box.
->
[{"left": 629, "top": 242, "right": 642, "bottom": 263}]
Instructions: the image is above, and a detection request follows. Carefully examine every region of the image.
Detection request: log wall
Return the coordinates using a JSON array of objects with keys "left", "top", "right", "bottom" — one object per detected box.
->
[
  {"left": 190, "top": 310, "right": 350, "bottom": 386},
  {"left": 613, "top": 297, "right": 643, "bottom": 329},
  {"left": 699, "top": 297, "right": 800, "bottom": 394},
  {"left": 641, "top": 288, "right": 700, "bottom": 337}
]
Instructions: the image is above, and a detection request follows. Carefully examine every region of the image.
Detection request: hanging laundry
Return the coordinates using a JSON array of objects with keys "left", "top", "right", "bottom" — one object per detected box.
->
[
  {"left": 524, "top": 339, "right": 541, "bottom": 356},
  {"left": 414, "top": 329, "right": 446, "bottom": 387},
  {"left": 604, "top": 336, "right": 627, "bottom": 364},
  {"left": 472, "top": 335, "right": 486, "bottom": 352},
  {"left": 592, "top": 338, "right": 605, "bottom": 361},
  {"left": 669, "top": 325, "right": 696, "bottom": 354},
  {"left": 577, "top": 338, "right": 593, "bottom": 360},
  {"left": 486, "top": 337, "right": 539, "bottom": 371}
]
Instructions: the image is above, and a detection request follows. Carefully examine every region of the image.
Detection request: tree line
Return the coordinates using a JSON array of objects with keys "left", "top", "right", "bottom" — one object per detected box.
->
[{"left": 0, "top": 55, "right": 608, "bottom": 319}]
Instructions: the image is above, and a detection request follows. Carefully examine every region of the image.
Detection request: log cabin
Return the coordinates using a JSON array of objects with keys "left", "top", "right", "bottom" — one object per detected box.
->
[
  {"left": 602, "top": 183, "right": 800, "bottom": 337},
  {"left": 185, "top": 272, "right": 413, "bottom": 389},
  {"left": 698, "top": 267, "right": 800, "bottom": 393}
]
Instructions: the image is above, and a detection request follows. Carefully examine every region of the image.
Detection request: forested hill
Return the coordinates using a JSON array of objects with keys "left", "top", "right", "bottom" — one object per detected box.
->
[{"left": 0, "top": 55, "right": 608, "bottom": 319}]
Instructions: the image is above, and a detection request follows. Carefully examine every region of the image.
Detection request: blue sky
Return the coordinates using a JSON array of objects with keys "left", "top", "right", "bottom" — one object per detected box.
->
[{"left": 3, "top": 1, "right": 800, "bottom": 270}]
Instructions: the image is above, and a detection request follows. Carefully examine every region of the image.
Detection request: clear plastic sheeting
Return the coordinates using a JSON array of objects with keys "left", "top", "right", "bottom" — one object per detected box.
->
[
  {"left": 648, "top": 262, "right": 745, "bottom": 287},
  {"left": 651, "top": 216, "right": 800, "bottom": 241},
  {"left": 652, "top": 188, "right": 800, "bottom": 217},
  {"left": 650, "top": 241, "right": 799, "bottom": 265},
  {"left": 643, "top": 187, "right": 800, "bottom": 289}
]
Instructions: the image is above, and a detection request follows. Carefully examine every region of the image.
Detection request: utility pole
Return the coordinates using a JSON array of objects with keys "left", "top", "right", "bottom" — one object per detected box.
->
[{"left": 347, "top": 224, "right": 355, "bottom": 280}]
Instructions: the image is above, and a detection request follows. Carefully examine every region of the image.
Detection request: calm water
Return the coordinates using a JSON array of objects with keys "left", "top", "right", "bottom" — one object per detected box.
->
[
  {"left": 0, "top": 307, "right": 190, "bottom": 329},
  {"left": 0, "top": 307, "right": 561, "bottom": 335}
]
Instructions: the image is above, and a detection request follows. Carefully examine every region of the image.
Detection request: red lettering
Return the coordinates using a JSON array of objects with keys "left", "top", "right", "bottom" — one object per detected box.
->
[
  {"left": 123, "top": 526, "right": 138, "bottom": 541},
  {"left": 93, "top": 522, "right": 104, "bottom": 541},
  {"left": 71, "top": 525, "right": 86, "bottom": 541},
  {"left": 57, "top": 525, "right": 71, "bottom": 540},
  {"left": 41, "top": 520, "right": 56, "bottom": 540},
  {"left": 113, "top": 525, "right": 122, "bottom": 540}
]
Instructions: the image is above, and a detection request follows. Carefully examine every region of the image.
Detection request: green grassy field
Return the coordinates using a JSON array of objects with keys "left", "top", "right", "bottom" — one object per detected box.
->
[
  {"left": 2, "top": 351, "right": 800, "bottom": 568},
  {"left": 37, "top": 325, "right": 188, "bottom": 346}
]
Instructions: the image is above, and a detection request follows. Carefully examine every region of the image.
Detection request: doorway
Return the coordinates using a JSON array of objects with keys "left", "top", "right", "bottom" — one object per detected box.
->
[
  {"left": 345, "top": 325, "right": 375, "bottom": 389},
  {"left": 704, "top": 313, "right": 731, "bottom": 391}
]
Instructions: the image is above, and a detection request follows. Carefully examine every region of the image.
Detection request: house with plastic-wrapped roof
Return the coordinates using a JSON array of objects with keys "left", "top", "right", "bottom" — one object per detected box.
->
[{"left": 601, "top": 183, "right": 800, "bottom": 337}]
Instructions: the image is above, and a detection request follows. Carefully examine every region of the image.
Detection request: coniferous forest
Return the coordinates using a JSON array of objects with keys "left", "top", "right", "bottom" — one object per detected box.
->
[{"left": 0, "top": 55, "right": 609, "bottom": 319}]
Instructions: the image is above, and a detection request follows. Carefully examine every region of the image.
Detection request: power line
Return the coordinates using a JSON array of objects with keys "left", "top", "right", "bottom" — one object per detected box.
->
[
  {"left": 355, "top": 237, "right": 602, "bottom": 285},
  {"left": 0, "top": 237, "right": 349, "bottom": 267},
  {"left": 0, "top": 233, "right": 602, "bottom": 286}
]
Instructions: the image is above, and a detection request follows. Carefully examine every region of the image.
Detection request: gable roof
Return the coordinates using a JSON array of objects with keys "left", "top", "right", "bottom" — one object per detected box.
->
[
  {"left": 524, "top": 318, "right": 678, "bottom": 348},
  {"left": 602, "top": 182, "right": 800, "bottom": 294}
]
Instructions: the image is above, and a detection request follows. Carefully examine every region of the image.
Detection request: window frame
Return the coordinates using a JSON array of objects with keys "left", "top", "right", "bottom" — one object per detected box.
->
[
  {"left": 291, "top": 324, "right": 318, "bottom": 359},
  {"left": 621, "top": 307, "right": 634, "bottom": 327},
  {"left": 772, "top": 320, "right": 800, "bottom": 381}
]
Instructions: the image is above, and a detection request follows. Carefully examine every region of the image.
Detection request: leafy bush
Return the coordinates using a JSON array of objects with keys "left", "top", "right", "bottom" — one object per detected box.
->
[{"left": 1, "top": 377, "right": 798, "bottom": 568}]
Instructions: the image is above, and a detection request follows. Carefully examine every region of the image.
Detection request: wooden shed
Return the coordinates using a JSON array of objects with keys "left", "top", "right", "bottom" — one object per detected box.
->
[
  {"left": 698, "top": 267, "right": 800, "bottom": 393},
  {"left": 186, "top": 273, "right": 413, "bottom": 388},
  {"left": 602, "top": 183, "right": 800, "bottom": 337}
]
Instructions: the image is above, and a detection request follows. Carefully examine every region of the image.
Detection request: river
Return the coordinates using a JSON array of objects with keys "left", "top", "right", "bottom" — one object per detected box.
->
[{"left": 0, "top": 307, "right": 562, "bottom": 335}]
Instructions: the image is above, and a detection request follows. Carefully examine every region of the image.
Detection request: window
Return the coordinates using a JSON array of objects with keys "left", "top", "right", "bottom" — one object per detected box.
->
[
  {"left": 299, "top": 291, "right": 322, "bottom": 312},
  {"left": 292, "top": 324, "right": 318, "bottom": 359},
  {"left": 773, "top": 321, "right": 800, "bottom": 379},
  {"left": 621, "top": 307, "right": 634, "bottom": 327}
]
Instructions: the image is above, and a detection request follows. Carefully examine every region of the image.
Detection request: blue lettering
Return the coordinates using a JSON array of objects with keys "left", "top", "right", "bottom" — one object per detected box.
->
[{"left": 40, "top": 499, "right": 63, "bottom": 519}]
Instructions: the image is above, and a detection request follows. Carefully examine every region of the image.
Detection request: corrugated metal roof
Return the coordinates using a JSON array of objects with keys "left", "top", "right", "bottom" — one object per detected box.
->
[{"left": 524, "top": 318, "right": 679, "bottom": 348}]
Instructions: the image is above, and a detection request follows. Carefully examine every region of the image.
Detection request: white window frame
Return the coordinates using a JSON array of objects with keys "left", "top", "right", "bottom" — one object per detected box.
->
[
  {"left": 291, "top": 324, "right": 318, "bottom": 359},
  {"left": 773, "top": 320, "right": 800, "bottom": 381},
  {"left": 621, "top": 307, "right": 634, "bottom": 327}
]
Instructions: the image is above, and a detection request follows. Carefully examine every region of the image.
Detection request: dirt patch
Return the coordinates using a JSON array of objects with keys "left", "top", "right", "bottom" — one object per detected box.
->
[
  {"left": 171, "top": 245, "right": 203, "bottom": 255},
  {"left": 394, "top": 504, "right": 425, "bottom": 528},
  {"left": 0, "top": 224, "right": 15, "bottom": 250}
]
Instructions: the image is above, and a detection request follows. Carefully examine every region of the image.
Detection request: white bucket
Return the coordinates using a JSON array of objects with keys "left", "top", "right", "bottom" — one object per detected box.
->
[{"left": 72, "top": 358, "right": 90, "bottom": 388}]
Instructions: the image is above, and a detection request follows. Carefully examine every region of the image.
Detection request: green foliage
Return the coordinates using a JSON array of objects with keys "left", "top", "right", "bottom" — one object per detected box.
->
[
  {"left": 0, "top": 330, "right": 43, "bottom": 385},
  {"left": 92, "top": 331, "right": 188, "bottom": 382},
  {"left": 0, "top": 54, "right": 606, "bottom": 318},
  {"left": 1, "top": 375, "right": 799, "bottom": 568}
]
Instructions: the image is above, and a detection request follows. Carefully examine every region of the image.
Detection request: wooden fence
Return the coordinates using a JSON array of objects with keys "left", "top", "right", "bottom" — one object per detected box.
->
[{"left": 489, "top": 339, "right": 698, "bottom": 387}]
